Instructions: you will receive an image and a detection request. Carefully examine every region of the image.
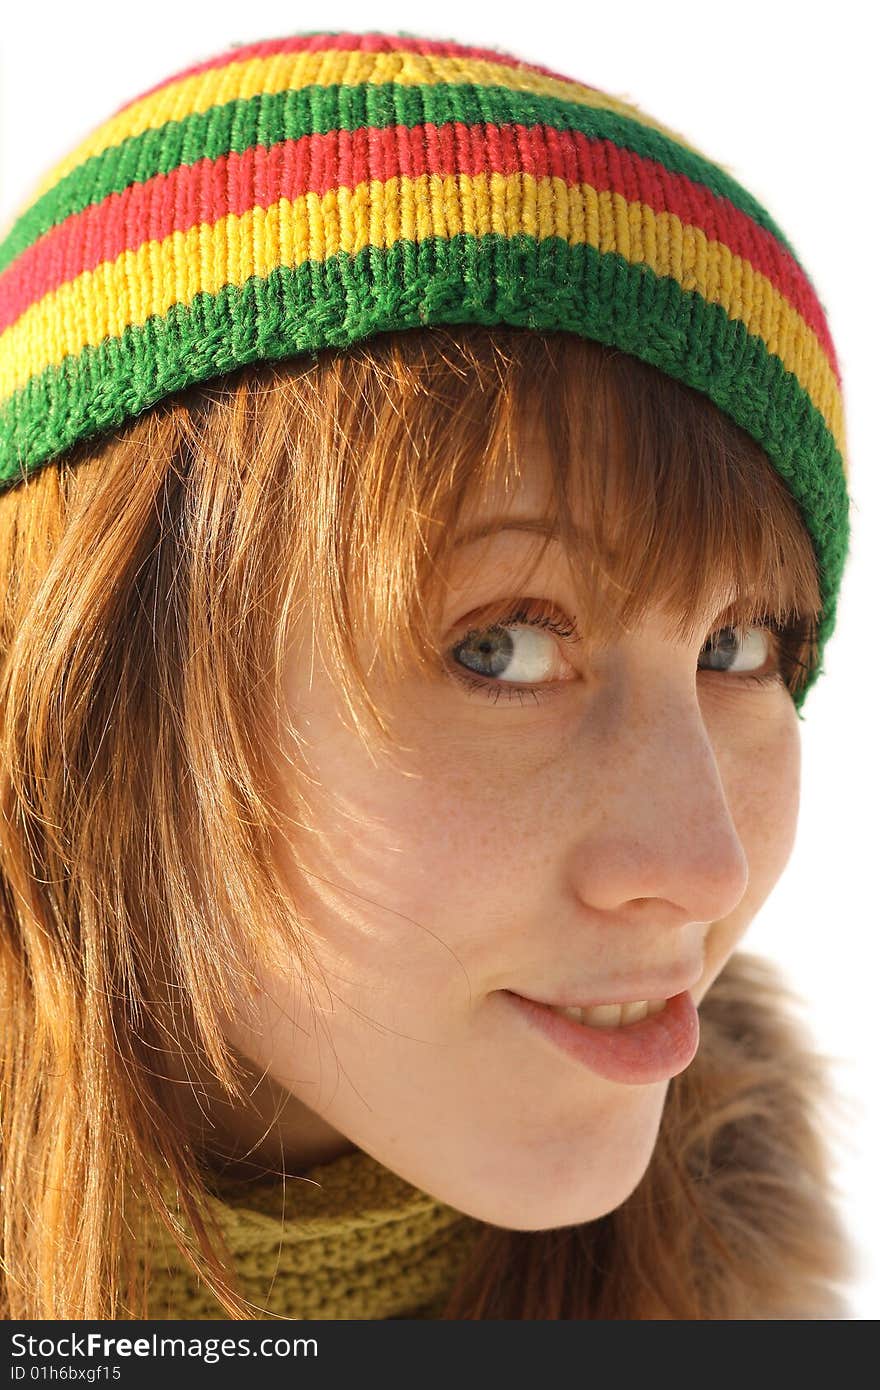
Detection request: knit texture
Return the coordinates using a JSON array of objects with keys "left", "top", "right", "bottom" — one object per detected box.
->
[
  {"left": 143, "top": 1145, "right": 485, "bottom": 1319},
  {"left": 0, "top": 29, "right": 851, "bottom": 710}
]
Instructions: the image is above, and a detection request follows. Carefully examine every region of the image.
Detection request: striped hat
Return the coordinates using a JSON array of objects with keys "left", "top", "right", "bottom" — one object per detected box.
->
[{"left": 0, "top": 30, "right": 850, "bottom": 705}]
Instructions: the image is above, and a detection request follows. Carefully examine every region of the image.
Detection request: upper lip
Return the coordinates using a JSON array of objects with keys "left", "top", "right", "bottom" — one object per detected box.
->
[{"left": 508, "top": 969, "right": 704, "bottom": 1010}]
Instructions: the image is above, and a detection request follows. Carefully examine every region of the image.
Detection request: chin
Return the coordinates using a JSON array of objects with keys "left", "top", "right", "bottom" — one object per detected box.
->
[
  {"left": 481, "top": 1158, "right": 656, "bottom": 1231},
  {"left": 445, "top": 1093, "right": 667, "bottom": 1231}
]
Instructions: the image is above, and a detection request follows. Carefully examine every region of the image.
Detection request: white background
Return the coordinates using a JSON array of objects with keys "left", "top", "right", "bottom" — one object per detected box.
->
[{"left": 1, "top": 0, "right": 876, "bottom": 1319}]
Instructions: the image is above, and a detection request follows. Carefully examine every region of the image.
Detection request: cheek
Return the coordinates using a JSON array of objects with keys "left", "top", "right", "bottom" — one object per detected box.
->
[
  {"left": 725, "top": 703, "right": 801, "bottom": 882},
  {"left": 297, "top": 749, "right": 545, "bottom": 1018},
  {"left": 701, "top": 701, "right": 801, "bottom": 983},
  {"left": 270, "top": 725, "right": 528, "bottom": 1000}
]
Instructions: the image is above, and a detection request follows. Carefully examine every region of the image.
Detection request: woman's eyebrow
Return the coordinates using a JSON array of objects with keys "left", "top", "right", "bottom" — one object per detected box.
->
[
  {"left": 451, "top": 520, "right": 741, "bottom": 624},
  {"left": 453, "top": 518, "right": 584, "bottom": 548}
]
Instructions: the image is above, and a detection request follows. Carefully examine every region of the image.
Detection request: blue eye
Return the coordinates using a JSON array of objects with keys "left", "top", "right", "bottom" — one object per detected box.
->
[
  {"left": 453, "top": 606, "right": 576, "bottom": 686},
  {"left": 700, "top": 626, "right": 781, "bottom": 682},
  {"left": 447, "top": 599, "right": 790, "bottom": 706}
]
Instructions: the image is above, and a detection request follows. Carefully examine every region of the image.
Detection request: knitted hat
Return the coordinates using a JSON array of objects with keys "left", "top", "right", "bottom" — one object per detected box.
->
[{"left": 0, "top": 30, "right": 850, "bottom": 708}]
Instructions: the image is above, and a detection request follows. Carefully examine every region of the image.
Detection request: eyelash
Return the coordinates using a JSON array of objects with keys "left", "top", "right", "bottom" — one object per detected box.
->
[{"left": 447, "top": 598, "right": 804, "bottom": 707}]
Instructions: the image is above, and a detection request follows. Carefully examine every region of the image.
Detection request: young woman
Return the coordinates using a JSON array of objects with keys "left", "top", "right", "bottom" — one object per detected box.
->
[{"left": 0, "top": 30, "right": 855, "bottom": 1319}]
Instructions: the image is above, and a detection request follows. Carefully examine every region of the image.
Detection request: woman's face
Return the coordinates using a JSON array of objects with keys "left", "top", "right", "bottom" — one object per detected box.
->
[{"left": 207, "top": 439, "right": 801, "bottom": 1230}]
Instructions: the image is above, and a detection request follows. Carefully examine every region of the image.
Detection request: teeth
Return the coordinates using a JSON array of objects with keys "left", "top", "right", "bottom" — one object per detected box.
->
[
  {"left": 620, "top": 1001, "right": 649, "bottom": 1024},
  {"left": 549, "top": 998, "right": 667, "bottom": 1028},
  {"left": 557, "top": 1006, "right": 586, "bottom": 1022},
  {"left": 585, "top": 1003, "right": 623, "bottom": 1027}
]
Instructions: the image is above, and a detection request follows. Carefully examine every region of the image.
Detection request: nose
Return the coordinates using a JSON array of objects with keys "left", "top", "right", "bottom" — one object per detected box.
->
[{"left": 564, "top": 678, "right": 751, "bottom": 928}]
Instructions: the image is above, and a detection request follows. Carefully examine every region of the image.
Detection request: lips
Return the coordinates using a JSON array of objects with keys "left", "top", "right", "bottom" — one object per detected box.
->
[{"left": 504, "top": 988, "right": 701, "bottom": 1084}]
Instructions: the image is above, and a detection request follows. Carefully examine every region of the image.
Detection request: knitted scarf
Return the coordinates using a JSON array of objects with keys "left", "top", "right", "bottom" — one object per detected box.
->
[{"left": 144, "top": 1144, "right": 484, "bottom": 1319}]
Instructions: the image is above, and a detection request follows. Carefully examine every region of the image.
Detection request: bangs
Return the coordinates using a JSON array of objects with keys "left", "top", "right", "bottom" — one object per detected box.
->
[{"left": 418, "top": 333, "right": 820, "bottom": 646}]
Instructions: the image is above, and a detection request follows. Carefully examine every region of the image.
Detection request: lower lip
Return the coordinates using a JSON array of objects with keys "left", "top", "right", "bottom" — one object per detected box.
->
[{"left": 503, "top": 989, "right": 700, "bottom": 1085}]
